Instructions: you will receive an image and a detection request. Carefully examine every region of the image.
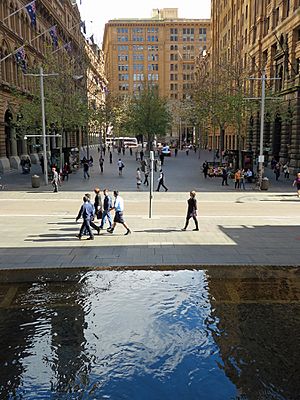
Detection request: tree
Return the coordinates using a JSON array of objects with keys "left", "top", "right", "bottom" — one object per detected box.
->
[{"left": 125, "top": 85, "right": 171, "bottom": 150}]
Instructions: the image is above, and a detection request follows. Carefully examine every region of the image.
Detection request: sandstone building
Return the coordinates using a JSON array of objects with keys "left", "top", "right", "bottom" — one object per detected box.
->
[{"left": 210, "top": 0, "right": 300, "bottom": 170}]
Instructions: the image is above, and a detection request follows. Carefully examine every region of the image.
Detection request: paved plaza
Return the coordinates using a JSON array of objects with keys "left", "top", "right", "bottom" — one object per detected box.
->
[{"left": 0, "top": 148, "right": 299, "bottom": 270}]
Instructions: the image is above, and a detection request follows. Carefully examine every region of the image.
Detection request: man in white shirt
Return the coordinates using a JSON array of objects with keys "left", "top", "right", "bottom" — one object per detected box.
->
[{"left": 107, "top": 190, "right": 131, "bottom": 235}]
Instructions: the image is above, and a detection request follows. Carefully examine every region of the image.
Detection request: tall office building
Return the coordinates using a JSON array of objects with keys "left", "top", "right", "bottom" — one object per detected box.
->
[{"left": 103, "top": 8, "right": 210, "bottom": 103}]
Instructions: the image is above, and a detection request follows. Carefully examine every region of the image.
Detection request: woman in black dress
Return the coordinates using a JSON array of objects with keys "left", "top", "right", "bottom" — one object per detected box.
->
[{"left": 182, "top": 191, "right": 199, "bottom": 231}]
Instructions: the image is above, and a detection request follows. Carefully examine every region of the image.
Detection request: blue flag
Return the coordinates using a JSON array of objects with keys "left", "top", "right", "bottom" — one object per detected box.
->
[
  {"left": 25, "top": 1, "right": 36, "bottom": 27},
  {"left": 15, "top": 47, "right": 27, "bottom": 72},
  {"left": 49, "top": 26, "right": 58, "bottom": 48}
]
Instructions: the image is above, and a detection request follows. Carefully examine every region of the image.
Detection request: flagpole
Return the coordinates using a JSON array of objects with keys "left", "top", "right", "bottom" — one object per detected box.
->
[
  {"left": 3, "top": 1, "right": 34, "bottom": 21},
  {"left": 0, "top": 46, "right": 24, "bottom": 64}
]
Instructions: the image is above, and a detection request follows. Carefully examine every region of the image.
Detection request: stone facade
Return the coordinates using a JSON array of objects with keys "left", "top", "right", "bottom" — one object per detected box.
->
[
  {"left": 211, "top": 0, "right": 300, "bottom": 171},
  {"left": 0, "top": 0, "right": 86, "bottom": 173}
]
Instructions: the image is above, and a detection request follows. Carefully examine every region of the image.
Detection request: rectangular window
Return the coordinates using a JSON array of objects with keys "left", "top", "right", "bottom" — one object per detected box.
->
[
  {"left": 148, "top": 53, "right": 159, "bottom": 61},
  {"left": 132, "top": 27, "right": 143, "bottom": 33},
  {"left": 133, "top": 64, "right": 144, "bottom": 71},
  {"left": 118, "top": 45, "right": 129, "bottom": 51},
  {"left": 118, "top": 65, "right": 129, "bottom": 71},
  {"left": 119, "top": 83, "right": 129, "bottom": 91},
  {"left": 133, "top": 73, "right": 144, "bottom": 81},
  {"left": 118, "top": 74, "right": 129, "bottom": 81},
  {"left": 148, "top": 45, "right": 159, "bottom": 51},
  {"left": 170, "top": 53, "right": 178, "bottom": 61},
  {"left": 148, "top": 64, "right": 158, "bottom": 71},
  {"left": 118, "top": 36, "right": 128, "bottom": 42},
  {"left": 147, "top": 35, "right": 158, "bottom": 42},
  {"left": 133, "top": 36, "right": 144, "bottom": 42},
  {"left": 133, "top": 53, "right": 144, "bottom": 61},
  {"left": 117, "top": 28, "right": 128, "bottom": 34},
  {"left": 118, "top": 54, "right": 129, "bottom": 61}
]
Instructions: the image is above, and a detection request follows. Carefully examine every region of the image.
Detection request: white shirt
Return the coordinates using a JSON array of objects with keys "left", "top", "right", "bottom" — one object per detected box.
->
[
  {"left": 117, "top": 160, "right": 123, "bottom": 168},
  {"left": 114, "top": 196, "right": 124, "bottom": 212}
]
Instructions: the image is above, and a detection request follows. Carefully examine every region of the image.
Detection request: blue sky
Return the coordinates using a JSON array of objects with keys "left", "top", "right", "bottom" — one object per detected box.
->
[{"left": 77, "top": 0, "right": 211, "bottom": 45}]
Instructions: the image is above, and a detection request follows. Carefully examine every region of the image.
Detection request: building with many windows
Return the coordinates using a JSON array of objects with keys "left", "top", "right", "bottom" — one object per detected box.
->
[
  {"left": 102, "top": 9, "right": 210, "bottom": 139},
  {"left": 210, "top": 0, "right": 300, "bottom": 171},
  {"left": 0, "top": 0, "right": 91, "bottom": 173}
]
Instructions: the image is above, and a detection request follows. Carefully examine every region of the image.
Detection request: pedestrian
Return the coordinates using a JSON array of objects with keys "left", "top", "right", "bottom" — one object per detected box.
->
[
  {"left": 118, "top": 147, "right": 121, "bottom": 155},
  {"left": 140, "top": 149, "right": 144, "bottom": 161},
  {"left": 89, "top": 156, "right": 93, "bottom": 167},
  {"left": 234, "top": 169, "right": 241, "bottom": 189},
  {"left": 156, "top": 169, "right": 168, "bottom": 192},
  {"left": 62, "top": 162, "right": 70, "bottom": 181},
  {"left": 274, "top": 163, "right": 281, "bottom": 181},
  {"left": 100, "top": 188, "right": 113, "bottom": 229},
  {"left": 122, "top": 146, "right": 125, "bottom": 155},
  {"left": 136, "top": 167, "right": 142, "bottom": 189},
  {"left": 246, "top": 168, "right": 253, "bottom": 183},
  {"left": 51, "top": 167, "right": 59, "bottom": 192},
  {"left": 159, "top": 152, "right": 164, "bottom": 166},
  {"left": 99, "top": 156, "right": 104, "bottom": 174},
  {"left": 40, "top": 156, "right": 44, "bottom": 175},
  {"left": 283, "top": 163, "right": 290, "bottom": 179},
  {"left": 240, "top": 169, "right": 246, "bottom": 190},
  {"left": 144, "top": 162, "right": 149, "bottom": 186},
  {"left": 292, "top": 172, "right": 300, "bottom": 198},
  {"left": 130, "top": 147, "right": 133, "bottom": 156},
  {"left": 203, "top": 161, "right": 209, "bottom": 179},
  {"left": 175, "top": 147, "right": 178, "bottom": 157},
  {"left": 83, "top": 161, "right": 90, "bottom": 179},
  {"left": 194, "top": 145, "right": 197, "bottom": 153},
  {"left": 109, "top": 151, "right": 113, "bottom": 164},
  {"left": 107, "top": 190, "right": 131, "bottom": 235},
  {"left": 94, "top": 187, "right": 103, "bottom": 220},
  {"left": 117, "top": 158, "right": 125, "bottom": 176},
  {"left": 103, "top": 146, "right": 106, "bottom": 156},
  {"left": 181, "top": 191, "right": 199, "bottom": 231},
  {"left": 221, "top": 166, "right": 229, "bottom": 186},
  {"left": 75, "top": 194, "right": 100, "bottom": 240},
  {"left": 186, "top": 147, "right": 189, "bottom": 156}
]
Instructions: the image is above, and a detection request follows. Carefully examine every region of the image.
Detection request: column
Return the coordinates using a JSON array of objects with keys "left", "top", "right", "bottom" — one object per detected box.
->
[{"left": 9, "top": 126, "right": 20, "bottom": 169}]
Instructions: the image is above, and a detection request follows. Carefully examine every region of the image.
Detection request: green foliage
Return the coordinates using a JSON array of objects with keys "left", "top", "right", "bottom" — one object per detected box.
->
[{"left": 125, "top": 85, "right": 171, "bottom": 146}]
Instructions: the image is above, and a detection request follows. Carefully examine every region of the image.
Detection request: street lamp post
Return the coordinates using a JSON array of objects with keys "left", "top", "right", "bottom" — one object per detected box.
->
[
  {"left": 149, "top": 150, "right": 154, "bottom": 218},
  {"left": 24, "top": 67, "right": 59, "bottom": 185}
]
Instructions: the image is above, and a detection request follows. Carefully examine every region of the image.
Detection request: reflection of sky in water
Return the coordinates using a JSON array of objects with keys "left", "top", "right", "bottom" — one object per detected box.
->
[
  {"left": 80, "top": 271, "right": 234, "bottom": 399},
  {"left": 1, "top": 268, "right": 298, "bottom": 399}
]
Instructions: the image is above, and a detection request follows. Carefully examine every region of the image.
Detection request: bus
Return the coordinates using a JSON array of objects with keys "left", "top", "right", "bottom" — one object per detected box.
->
[{"left": 106, "top": 136, "right": 138, "bottom": 148}]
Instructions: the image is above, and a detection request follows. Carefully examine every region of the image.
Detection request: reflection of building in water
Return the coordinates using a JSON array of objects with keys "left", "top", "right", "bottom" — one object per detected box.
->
[
  {"left": 206, "top": 267, "right": 300, "bottom": 400},
  {"left": 0, "top": 284, "right": 38, "bottom": 398},
  {"left": 0, "top": 271, "right": 90, "bottom": 397},
  {"left": 49, "top": 283, "right": 89, "bottom": 394}
]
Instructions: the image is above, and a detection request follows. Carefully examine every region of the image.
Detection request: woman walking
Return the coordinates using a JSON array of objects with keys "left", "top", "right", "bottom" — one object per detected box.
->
[
  {"left": 182, "top": 191, "right": 199, "bottom": 231},
  {"left": 234, "top": 169, "right": 241, "bottom": 189}
]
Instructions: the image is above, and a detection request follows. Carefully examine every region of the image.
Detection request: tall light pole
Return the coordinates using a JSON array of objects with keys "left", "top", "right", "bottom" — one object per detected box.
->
[
  {"left": 248, "top": 69, "right": 280, "bottom": 188},
  {"left": 258, "top": 69, "right": 266, "bottom": 188},
  {"left": 24, "top": 67, "right": 58, "bottom": 185}
]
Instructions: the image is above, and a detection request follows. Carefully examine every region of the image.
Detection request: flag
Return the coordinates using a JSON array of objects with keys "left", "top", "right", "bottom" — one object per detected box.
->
[
  {"left": 15, "top": 47, "right": 27, "bottom": 72},
  {"left": 49, "top": 26, "right": 58, "bottom": 48},
  {"left": 89, "top": 34, "right": 94, "bottom": 44},
  {"left": 80, "top": 21, "right": 86, "bottom": 34},
  {"left": 25, "top": 1, "right": 36, "bottom": 27}
]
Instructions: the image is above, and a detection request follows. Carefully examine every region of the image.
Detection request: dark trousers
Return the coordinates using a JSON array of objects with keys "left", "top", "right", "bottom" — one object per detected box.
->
[
  {"left": 184, "top": 215, "right": 198, "bottom": 229},
  {"left": 156, "top": 179, "right": 168, "bottom": 191},
  {"left": 79, "top": 219, "right": 96, "bottom": 238},
  {"left": 144, "top": 174, "right": 149, "bottom": 185},
  {"left": 222, "top": 177, "right": 228, "bottom": 186},
  {"left": 100, "top": 164, "right": 103, "bottom": 173}
]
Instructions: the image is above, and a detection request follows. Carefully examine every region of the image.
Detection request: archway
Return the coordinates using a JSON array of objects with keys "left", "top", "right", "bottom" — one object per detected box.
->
[{"left": 4, "top": 109, "right": 13, "bottom": 159}]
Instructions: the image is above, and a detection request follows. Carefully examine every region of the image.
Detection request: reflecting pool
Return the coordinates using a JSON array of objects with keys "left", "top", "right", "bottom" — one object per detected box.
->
[{"left": 0, "top": 266, "right": 299, "bottom": 399}]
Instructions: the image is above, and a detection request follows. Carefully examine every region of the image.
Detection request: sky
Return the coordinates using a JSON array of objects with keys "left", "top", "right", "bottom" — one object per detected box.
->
[{"left": 77, "top": 0, "right": 211, "bottom": 46}]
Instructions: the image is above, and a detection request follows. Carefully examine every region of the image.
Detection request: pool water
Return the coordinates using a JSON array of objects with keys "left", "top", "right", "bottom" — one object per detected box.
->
[{"left": 0, "top": 267, "right": 299, "bottom": 400}]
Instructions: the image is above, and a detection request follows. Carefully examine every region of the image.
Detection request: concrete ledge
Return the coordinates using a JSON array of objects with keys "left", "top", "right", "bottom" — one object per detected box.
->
[
  {"left": 0, "top": 157, "right": 10, "bottom": 173},
  {"left": 9, "top": 156, "right": 20, "bottom": 170}
]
